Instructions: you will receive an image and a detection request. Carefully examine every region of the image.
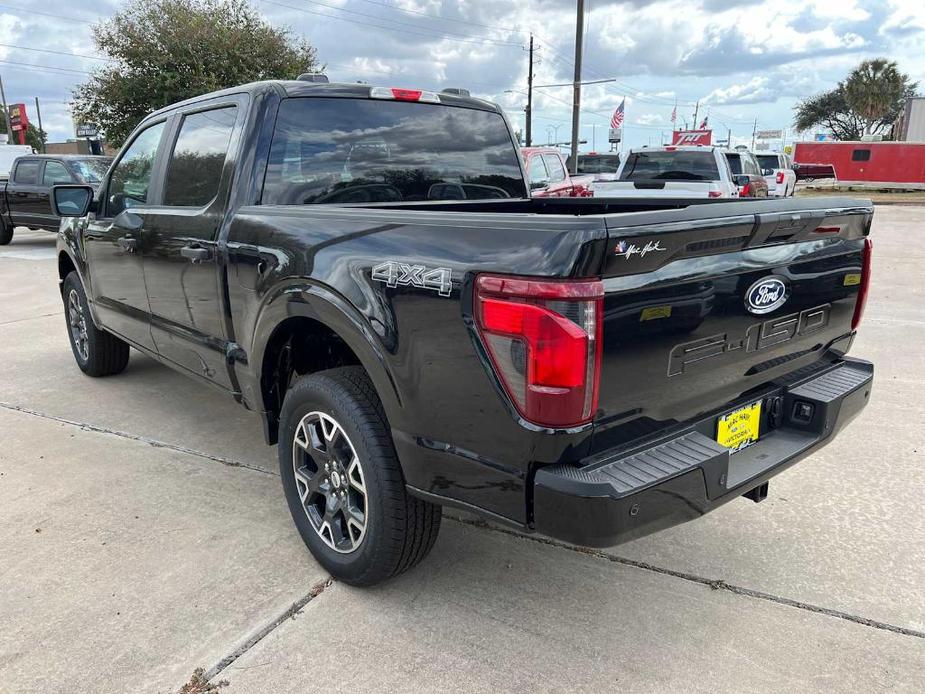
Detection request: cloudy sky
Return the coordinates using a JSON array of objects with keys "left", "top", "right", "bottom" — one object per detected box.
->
[{"left": 1, "top": 0, "right": 923, "bottom": 150}]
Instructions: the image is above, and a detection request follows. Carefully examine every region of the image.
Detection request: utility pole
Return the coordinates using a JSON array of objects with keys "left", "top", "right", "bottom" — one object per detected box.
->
[
  {"left": 751, "top": 117, "right": 758, "bottom": 150},
  {"left": 0, "top": 71, "right": 13, "bottom": 144},
  {"left": 727, "top": 127, "right": 732, "bottom": 148},
  {"left": 34, "top": 97, "right": 45, "bottom": 153},
  {"left": 525, "top": 34, "right": 534, "bottom": 147},
  {"left": 568, "top": 0, "right": 584, "bottom": 174},
  {"left": 692, "top": 100, "right": 700, "bottom": 128}
]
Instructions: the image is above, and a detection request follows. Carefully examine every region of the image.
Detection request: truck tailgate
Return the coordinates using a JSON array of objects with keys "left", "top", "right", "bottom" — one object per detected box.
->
[
  {"left": 593, "top": 180, "right": 723, "bottom": 198},
  {"left": 591, "top": 199, "right": 872, "bottom": 452}
]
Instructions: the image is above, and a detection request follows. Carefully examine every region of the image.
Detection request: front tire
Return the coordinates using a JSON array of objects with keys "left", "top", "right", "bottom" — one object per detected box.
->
[
  {"left": 62, "top": 272, "right": 130, "bottom": 376},
  {"left": 278, "top": 367, "right": 441, "bottom": 586},
  {"left": 0, "top": 220, "right": 12, "bottom": 245}
]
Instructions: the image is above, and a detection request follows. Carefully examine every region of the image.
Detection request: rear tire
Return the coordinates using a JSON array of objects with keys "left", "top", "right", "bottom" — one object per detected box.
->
[
  {"left": 62, "top": 271, "right": 130, "bottom": 376},
  {"left": 0, "top": 220, "right": 12, "bottom": 245},
  {"left": 278, "top": 366, "right": 441, "bottom": 586}
]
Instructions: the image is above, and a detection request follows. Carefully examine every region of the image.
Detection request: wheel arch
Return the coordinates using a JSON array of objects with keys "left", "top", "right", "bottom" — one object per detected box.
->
[{"left": 250, "top": 283, "right": 402, "bottom": 445}]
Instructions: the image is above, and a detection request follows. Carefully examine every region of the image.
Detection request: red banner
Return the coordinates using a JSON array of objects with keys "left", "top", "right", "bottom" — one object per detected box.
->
[{"left": 671, "top": 129, "right": 712, "bottom": 146}]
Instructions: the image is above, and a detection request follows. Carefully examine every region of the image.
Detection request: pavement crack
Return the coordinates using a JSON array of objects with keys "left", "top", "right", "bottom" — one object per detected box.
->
[
  {"left": 0, "top": 312, "right": 59, "bottom": 326},
  {"left": 448, "top": 514, "right": 925, "bottom": 641},
  {"left": 200, "top": 577, "right": 334, "bottom": 685},
  {"left": 0, "top": 402, "right": 276, "bottom": 476}
]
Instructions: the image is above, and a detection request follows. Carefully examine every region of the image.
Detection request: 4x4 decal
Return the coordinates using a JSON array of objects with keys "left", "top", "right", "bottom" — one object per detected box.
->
[{"left": 372, "top": 261, "right": 453, "bottom": 296}]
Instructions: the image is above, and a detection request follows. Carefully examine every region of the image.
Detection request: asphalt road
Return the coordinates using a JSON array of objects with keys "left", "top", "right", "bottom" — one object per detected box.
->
[{"left": 1, "top": 208, "right": 923, "bottom": 693}]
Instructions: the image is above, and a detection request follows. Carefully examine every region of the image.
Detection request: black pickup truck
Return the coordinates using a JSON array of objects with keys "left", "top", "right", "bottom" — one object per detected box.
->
[
  {"left": 0, "top": 154, "right": 112, "bottom": 244},
  {"left": 53, "top": 78, "right": 874, "bottom": 586}
]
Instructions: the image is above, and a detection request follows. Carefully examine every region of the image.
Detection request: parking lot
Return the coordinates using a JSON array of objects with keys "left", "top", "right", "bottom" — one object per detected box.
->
[{"left": 1, "top": 205, "right": 923, "bottom": 693}]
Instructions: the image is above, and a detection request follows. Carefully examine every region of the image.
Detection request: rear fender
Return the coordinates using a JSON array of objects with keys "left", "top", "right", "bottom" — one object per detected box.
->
[{"left": 249, "top": 280, "right": 403, "bottom": 432}]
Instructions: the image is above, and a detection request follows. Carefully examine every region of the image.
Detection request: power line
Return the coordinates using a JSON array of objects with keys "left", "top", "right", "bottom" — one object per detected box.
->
[
  {"left": 302, "top": 0, "right": 522, "bottom": 45},
  {"left": 0, "top": 43, "right": 110, "bottom": 62},
  {"left": 0, "top": 59, "right": 90, "bottom": 76},
  {"left": 261, "top": 0, "right": 523, "bottom": 48},
  {"left": 0, "top": 2, "right": 95, "bottom": 25}
]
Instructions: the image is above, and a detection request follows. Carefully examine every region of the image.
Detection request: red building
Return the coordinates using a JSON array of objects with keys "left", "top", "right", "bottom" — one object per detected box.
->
[{"left": 793, "top": 141, "right": 925, "bottom": 186}]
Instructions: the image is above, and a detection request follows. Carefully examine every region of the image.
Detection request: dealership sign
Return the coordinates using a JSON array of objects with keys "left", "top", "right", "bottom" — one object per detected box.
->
[
  {"left": 671, "top": 129, "right": 712, "bottom": 146},
  {"left": 75, "top": 124, "right": 99, "bottom": 138},
  {"left": 7, "top": 103, "right": 28, "bottom": 145},
  {"left": 756, "top": 129, "right": 783, "bottom": 139}
]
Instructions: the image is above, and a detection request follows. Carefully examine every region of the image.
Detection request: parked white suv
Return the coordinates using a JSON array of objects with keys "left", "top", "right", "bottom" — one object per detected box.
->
[
  {"left": 756, "top": 152, "right": 797, "bottom": 197},
  {"left": 591, "top": 146, "right": 741, "bottom": 198}
]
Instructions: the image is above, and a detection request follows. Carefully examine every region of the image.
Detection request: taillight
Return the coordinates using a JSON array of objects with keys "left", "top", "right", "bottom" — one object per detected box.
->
[
  {"left": 852, "top": 238, "right": 872, "bottom": 330},
  {"left": 474, "top": 275, "right": 603, "bottom": 428},
  {"left": 708, "top": 190, "right": 723, "bottom": 198},
  {"left": 739, "top": 183, "right": 751, "bottom": 197},
  {"left": 776, "top": 171, "right": 785, "bottom": 184}
]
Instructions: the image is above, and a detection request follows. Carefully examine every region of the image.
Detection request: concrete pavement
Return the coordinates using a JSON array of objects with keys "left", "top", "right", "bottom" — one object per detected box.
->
[{"left": 0, "top": 211, "right": 923, "bottom": 693}]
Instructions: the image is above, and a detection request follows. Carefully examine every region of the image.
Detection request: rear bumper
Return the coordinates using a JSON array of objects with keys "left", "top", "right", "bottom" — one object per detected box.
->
[{"left": 533, "top": 358, "right": 873, "bottom": 547}]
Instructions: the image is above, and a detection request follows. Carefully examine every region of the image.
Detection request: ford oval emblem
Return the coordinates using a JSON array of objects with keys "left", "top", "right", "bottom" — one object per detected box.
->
[{"left": 745, "top": 277, "right": 788, "bottom": 314}]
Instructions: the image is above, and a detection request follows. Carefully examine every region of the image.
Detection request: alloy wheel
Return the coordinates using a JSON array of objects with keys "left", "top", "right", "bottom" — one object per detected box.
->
[
  {"left": 67, "top": 289, "right": 90, "bottom": 361},
  {"left": 292, "top": 411, "right": 368, "bottom": 553}
]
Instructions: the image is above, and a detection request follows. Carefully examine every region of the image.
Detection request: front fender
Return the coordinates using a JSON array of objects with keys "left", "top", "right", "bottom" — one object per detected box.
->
[{"left": 56, "top": 221, "right": 102, "bottom": 329}]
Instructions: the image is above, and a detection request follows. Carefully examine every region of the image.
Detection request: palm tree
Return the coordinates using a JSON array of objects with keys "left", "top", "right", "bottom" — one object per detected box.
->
[{"left": 843, "top": 59, "right": 910, "bottom": 134}]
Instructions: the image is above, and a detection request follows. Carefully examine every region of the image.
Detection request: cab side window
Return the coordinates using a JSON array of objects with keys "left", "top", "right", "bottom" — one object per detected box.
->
[
  {"left": 42, "top": 161, "right": 73, "bottom": 186},
  {"left": 107, "top": 121, "right": 167, "bottom": 217},
  {"left": 544, "top": 154, "right": 566, "bottom": 183},
  {"left": 163, "top": 107, "right": 237, "bottom": 207},
  {"left": 528, "top": 155, "right": 549, "bottom": 186},
  {"left": 13, "top": 160, "right": 39, "bottom": 184}
]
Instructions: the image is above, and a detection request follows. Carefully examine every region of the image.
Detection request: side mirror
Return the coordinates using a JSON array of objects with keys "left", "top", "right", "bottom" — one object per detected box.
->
[
  {"left": 530, "top": 179, "right": 549, "bottom": 191},
  {"left": 732, "top": 174, "right": 750, "bottom": 187},
  {"left": 761, "top": 168, "right": 774, "bottom": 176},
  {"left": 52, "top": 184, "right": 95, "bottom": 217}
]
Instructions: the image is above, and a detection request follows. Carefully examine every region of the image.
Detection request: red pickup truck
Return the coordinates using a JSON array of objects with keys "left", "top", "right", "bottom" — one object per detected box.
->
[{"left": 522, "top": 147, "right": 593, "bottom": 197}]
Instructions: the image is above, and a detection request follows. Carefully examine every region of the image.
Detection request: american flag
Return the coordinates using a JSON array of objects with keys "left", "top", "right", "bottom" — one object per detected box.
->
[
  {"left": 699, "top": 116, "right": 709, "bottom": 129},
  {"left": 610, "top": 98, "right": 625, "bottom": 128}
]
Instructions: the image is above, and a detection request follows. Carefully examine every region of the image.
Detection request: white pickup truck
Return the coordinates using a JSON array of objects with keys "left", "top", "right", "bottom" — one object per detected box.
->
[
  {"left": 756, "top": 152, "right": 797, "bottom": 197},
  {"left": 591, "top": 146, "right": 743, "bottom": 198}
]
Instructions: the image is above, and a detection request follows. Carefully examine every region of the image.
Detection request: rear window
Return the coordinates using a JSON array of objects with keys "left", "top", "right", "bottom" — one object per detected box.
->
[
  {"left": 619, "top": 151, "right": 720, "bottom": 181},
  {"left": 852, "top": 149, "right": 871, "bottom": 162},
  {"left": 756, "top": 155, "right": 779, "bottom": 171},
  {"left": 262, "top": 98, "right": 526, "bottom": 204},
  {"left": 575, "top": 154, "right": 620, "bottom": 174}
]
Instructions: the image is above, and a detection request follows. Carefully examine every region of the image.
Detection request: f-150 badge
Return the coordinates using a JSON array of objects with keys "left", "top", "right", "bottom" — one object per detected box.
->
[
  {"left": 372, "top": 261, "right": 453, "bottom": 296},
  {"left": 615, "top": 239, "right": 666, "bottom": 260}
]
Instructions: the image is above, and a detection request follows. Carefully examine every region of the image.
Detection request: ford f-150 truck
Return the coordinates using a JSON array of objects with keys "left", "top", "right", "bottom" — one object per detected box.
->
[
  {"left": 0, "top": 154, "right": 112, "bottom": 244},
  {"left": 53, "top": 78, "right": 874, "bottom": 586}
]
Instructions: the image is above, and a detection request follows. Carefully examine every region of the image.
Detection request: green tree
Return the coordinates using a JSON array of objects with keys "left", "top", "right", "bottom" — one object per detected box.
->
[
  {"left": 71, "top": 0, "right": 320, "bottom": 146},
  {"left": 0, "top": 112, "right": 47, "bottom": 151},
  {"left": 794, "top": 58, "right": 917, "bottom": 140}
]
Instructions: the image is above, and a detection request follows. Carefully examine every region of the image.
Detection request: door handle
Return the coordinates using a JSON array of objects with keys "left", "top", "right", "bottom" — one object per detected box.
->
[
  {"left": 180, "top": 245, "right": 212, "bottom": 264},
  {"left": 117, "top": 236, "right": 138, "bottom": 252}
]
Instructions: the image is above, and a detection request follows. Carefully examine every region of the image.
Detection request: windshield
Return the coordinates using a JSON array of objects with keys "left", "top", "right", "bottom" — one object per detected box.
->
[
  {"left": 756, "top": 155, "right": 779, "bottom": 171},
  {"left": 262, "top": 98, "right": 527, "bottom": 204},
  {"left": 619, "top": 151, "right": 720, "bottom": 181},
  {"left": 71, "top": 158, "right": 112, "bottom": 183},
  {"left": 576, "top": 154, "right": 620, "bottom": 174}
]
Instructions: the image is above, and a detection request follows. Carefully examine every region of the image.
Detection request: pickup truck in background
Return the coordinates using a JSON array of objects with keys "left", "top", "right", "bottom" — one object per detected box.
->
[
  {"left": 53, "top": 78, "right": 874, "bottom": 587},
  {"left": 591, "top": 146, "right": 764, "bottom": 198},
  {"left": 522, "top": 147, "right": 593, "bottom": 197},
  {"left": 756, "top": 152, "right": 797, "bottom": 197},
  {"left": 0, "top": 154, "right": 112, "bottom": 245}
]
